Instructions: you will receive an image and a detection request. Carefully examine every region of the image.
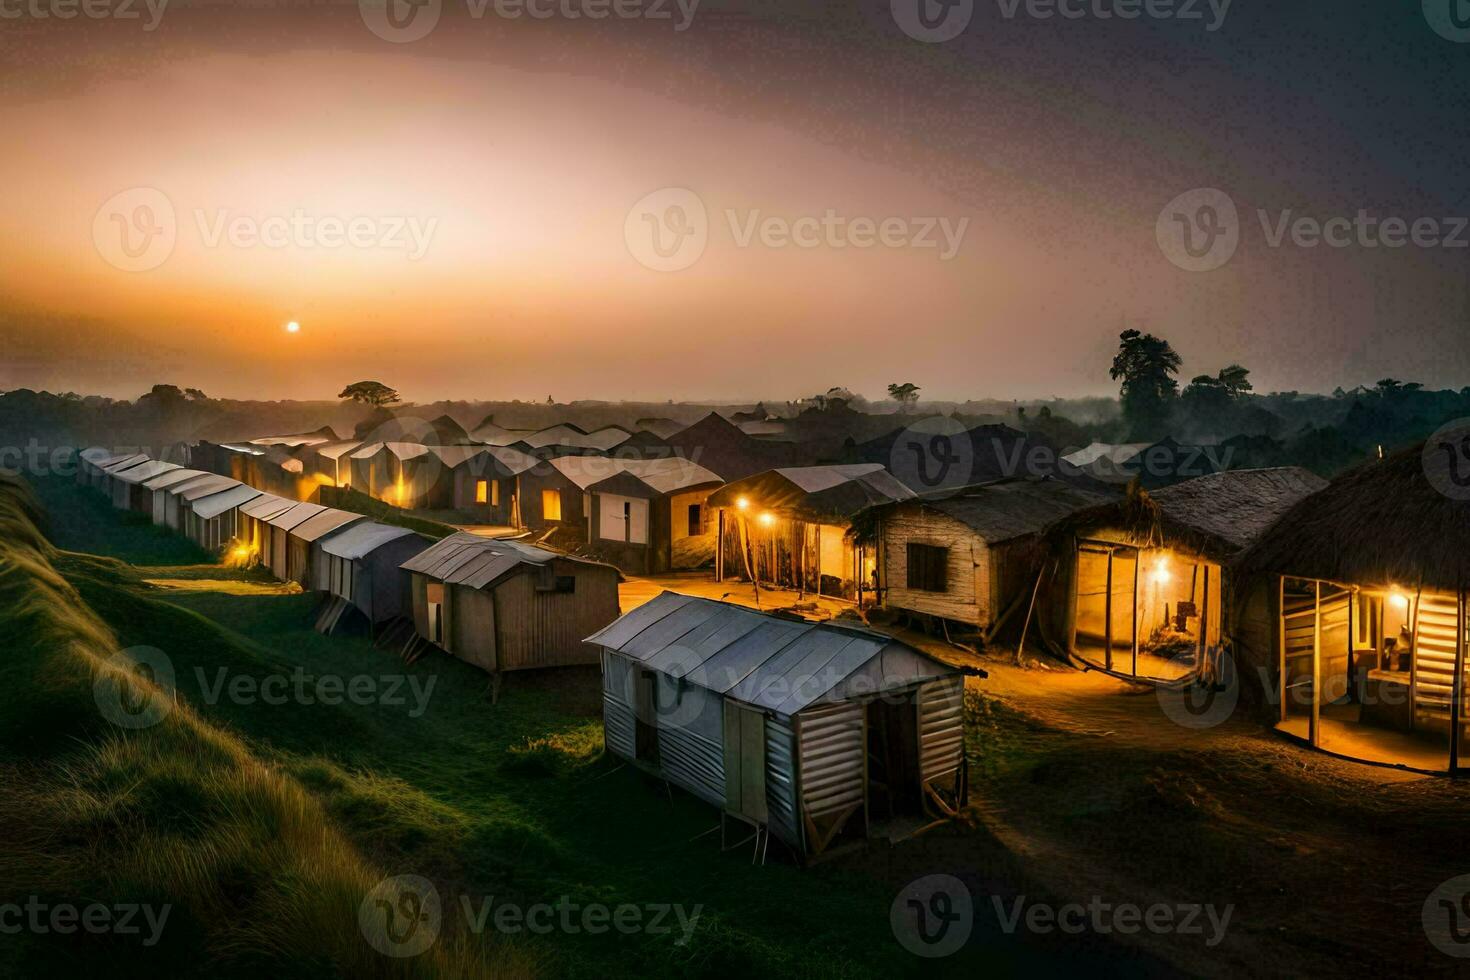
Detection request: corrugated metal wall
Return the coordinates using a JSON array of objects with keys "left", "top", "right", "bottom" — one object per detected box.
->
[
  {"left": 764, "top": 715, "right": 802, "bottom": 850},
  {"left": 602, "top": 652, "right": 637, "bottom": 760},
  {"left": 491, "top": 562, "right": 620, "bottom": 671},
  {"left": 918, "top": 676, "right": 965, "bottom": 785},
  {"left": 796, "top": 701, "right": 865, "bottom": 819}
]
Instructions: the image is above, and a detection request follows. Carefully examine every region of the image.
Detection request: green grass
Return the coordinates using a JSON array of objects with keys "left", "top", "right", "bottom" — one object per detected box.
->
[
  {"left": 0, "top": 474, "right": 524, "bottom": 979},
  {"left": 16, "top": 475, "right": 1114, "bottom": 978},
  {"left": 37, "top": 478, "right": 212, "bottom": 566}
]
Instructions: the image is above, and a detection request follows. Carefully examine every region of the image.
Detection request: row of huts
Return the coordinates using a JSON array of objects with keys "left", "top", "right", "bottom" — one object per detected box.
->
[{"left": 75, "top": 448, "right": 625, "bottom": 676}]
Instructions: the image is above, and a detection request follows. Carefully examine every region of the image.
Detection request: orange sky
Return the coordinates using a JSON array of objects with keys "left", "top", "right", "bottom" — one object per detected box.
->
[{"left": 1, "top": 3, "right": 1466, "bottom": 403}]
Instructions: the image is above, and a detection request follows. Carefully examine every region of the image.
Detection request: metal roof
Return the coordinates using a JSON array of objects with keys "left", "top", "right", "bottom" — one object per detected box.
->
[
  {"left": 143, "top": 468, "right": 210, "bottom": 490},
  {"left": 708, "top": 465, "right": 917, "bottom": 523},
  {"left": 320, "top": 521, "right": 420, "bottom": 560},
  {"left": 266, "top": 501, "right": 327, "bottom": 531},
  {"left": 587, "top": 592, "right": 957, "bottom": 717},
  {"left": 190, "top": 484, "right": 264, "bottom": 520},
  {"left": 401, "top": 531, "right": 616, "bottom": 590},
  {"left": 111, "top": 460, "right": 181, "bottom": 485},
  {"left": 240, "top": 494, "right": 295, "bottom": 521},
  {"left": 551, "top": 455, "right": 721, "bottom": 494},
  {"left": 164, "top": 473, "right": 230, "bottom": 498},
  {"left": 101, "top": 453, "right": 151, "bottom": 473},
  {"left": 175, "top": 475, "right": 243, "bottom": 502},
  {"left": 288, "top": 508, "right": 365, "bottom": 543}
]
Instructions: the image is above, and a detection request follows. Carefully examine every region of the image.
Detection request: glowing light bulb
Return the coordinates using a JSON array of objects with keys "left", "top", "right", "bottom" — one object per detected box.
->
[
  {"left": 736, "top": 496, "right": 749, "bottom": 510},
  {"left": 285, "top": 321, "right": 300, "bottom": 334},
  {"left": 758, "top": 512, "right": 775, "bottom": 527}
]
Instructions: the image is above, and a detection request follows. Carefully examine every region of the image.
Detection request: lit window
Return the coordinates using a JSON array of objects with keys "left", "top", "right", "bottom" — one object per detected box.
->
[
  {"left": 542, "top": 489, "right": 562, "bottom": 522},
  {"left": 475, "top": 480, "right": 488, "bottom": 504},
  {"left": 491, "top": 480, "right": 500, "bottom": 507}
]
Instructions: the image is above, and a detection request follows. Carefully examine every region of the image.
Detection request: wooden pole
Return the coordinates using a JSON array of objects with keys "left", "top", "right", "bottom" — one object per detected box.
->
[
  {"left": 1131, "top": 549, "right": 1140, "bottom": 677},
  {"left": 1104, "top": 549, "right": 1114, "bottom": 672},
  {"left": 1278, "top": 576, "right": 1287, "bottom": 724},
  {"left": 1311, "top": 580, "right": 1321, "bottom": 747}
]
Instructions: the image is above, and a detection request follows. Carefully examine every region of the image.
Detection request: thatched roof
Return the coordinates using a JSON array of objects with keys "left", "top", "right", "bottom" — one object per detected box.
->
[
  {"left": 1236, "top": 439, "right": 1470, "bottom": 592},
  {"left": 863, "top": 478, "right": 1113, "bottom": 545},
  {"left": 1048, "top": 467, "right": 1326, "bottom": 560},
  {"left": 708, "top": 464, "right": 915, "bottom": 524}
]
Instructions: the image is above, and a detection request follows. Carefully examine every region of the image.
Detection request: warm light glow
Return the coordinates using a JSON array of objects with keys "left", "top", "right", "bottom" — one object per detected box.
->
[
  {"left": 1390, "top": 591, "right": 1409, "bottom": 610},
  {"left": 758, "top": 512, "right": 775, "bottom": 527},
  {"left": 1151, "top": 556, "right": 1172, "bottom": 585},
  {"left": 228, "top": 544, "right": 253, "bottom": 564},
  {"left": 736, "top": 496, "right": 750, "bottom": 510},
  {"left": 285, "top": 321, "right": 300, "bottom": 334}
]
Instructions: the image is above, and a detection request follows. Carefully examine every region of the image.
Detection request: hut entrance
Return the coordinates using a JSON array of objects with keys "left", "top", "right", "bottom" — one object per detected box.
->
[
  {"left": 866, "top": 695, "right": 922, "bottom": 820},
  {"left": 1276, "top": 578, "right": 1467, "bottom": 772},
  {"left": 633, "top": 668, "right": 661, "bottom": 765},
  {"left": 1073, "top": 541, "right": 1219, "bottom": 682}
]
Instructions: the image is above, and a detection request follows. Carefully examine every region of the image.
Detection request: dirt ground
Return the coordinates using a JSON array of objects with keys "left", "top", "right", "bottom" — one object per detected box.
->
[{"left": 618, "top": 575, "right": 1469, "bottom": 976}]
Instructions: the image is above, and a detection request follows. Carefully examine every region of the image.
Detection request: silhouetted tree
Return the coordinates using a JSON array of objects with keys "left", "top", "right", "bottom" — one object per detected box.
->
[
  {"left": 338, "top": 381, "right": 401, "bottom": 408},
  {"left": 1110, "top": 330, "right": 1181, "bottom": 438}
]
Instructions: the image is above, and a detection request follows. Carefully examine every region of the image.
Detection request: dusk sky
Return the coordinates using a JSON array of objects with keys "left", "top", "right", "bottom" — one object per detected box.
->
[{"left": 2, "top": 1, "right": 1466, "bottom": 403}]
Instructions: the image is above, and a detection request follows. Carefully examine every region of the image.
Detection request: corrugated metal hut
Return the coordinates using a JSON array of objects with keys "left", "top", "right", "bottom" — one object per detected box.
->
[
  {"left": 582, "top": 457, "right": 724, "bottom": 574},
  {"left": 76, "top": 447, "right": 113, "bottom": 485},
  {"left": 109, "top": 459, "right": 181, "bottom": 510},
  {"left": 284, "top": 507, "right": 364, "bottom": 584},
  {"left": 709, "top": 464, "right": 917, "bottom": 602},
  {"left": 261, "top": 502, "right": 328, "bottom": 580},
  {"left": 400, "top": 532, "right": 621, "bottom": 675},
  {"left": 165, "top": 474, "right": 239, "bottom": 531},
  {"left": 448, "top": 445, "right": 540, "bottom": 525},
  {"left": 312, "top": 521, "right": 432, "bottom": 631},
  {"left": 589, "top": 591, "right": 971, "bottom": 861},
  {"left": 183, "top": 482, "right": 264, "bottom": 551},
  {"left": 237, "top": 494, "right": 296, "bottom": 565},
  {"left": 140, "top": 468, "right": 210, "bottom": 523},
  {"left": 96, "top": 453, "right": 150, "bottom": 492}
]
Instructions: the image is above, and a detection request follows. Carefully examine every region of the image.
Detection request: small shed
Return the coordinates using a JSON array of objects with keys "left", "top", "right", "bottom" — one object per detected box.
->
[
  {"left": 860, "top": 478, "right": 1114, "bottom": 636},
  {"left": 108, "top": 459, "right": 181, "bottom": 510},
  {"left": 140, "top": 468, "right": 210, "bottom": 523},
  {"left": 400, "top": 532, "right": 622, "bottom": 675},
  {"left": 313, "top": 521, "right": 432, "bottom": 628},
  {"left": 582, "top": 458, "right": 724, "bottom": 574},
  {"left": 709, "top": 464, "right": 917, "bottom": 601},
  {"left": 284, "top": 508, "right": 365, "bottom": 585},
  {"left": 237, "top": 494, "right": 297, "bottom": 566},
  {"left": 168, "top": 475, "right": 243, "bottom": 532},
  {"left": 261, "top": 502, "right": 328, "bottom": 580},
  {"left": 76, "top": 447, "right": 113, "bottom": 485},
  {"left": 448, "top": 445, "right": 540, "bottom": 525},
  {"left": 97, "top": 453, "right": 150, "bottom": 493},
  {"left": 183, "top": 482, "right": 264, "bottom": 551},
  {"left": 589, "top": 591, "right": 971, "bottom": 861}
]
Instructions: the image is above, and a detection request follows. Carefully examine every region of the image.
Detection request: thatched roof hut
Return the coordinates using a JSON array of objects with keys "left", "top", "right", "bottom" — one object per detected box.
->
[{"left": 1235, "top": 440, "right": 1470, "bottom": 593}]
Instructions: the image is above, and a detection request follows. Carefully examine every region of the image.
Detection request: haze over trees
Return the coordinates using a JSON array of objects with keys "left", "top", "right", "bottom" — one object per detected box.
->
[{"left": 1109, "top": 329, "right": 1182, "bottom": 440}]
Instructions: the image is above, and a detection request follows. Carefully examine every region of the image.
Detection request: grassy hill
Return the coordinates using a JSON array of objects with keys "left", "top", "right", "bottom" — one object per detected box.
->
[
  {"left": 20, "top": 474, "right": 1060, "bottom": 978},
  {"left": 0, "top": 474, "right": 521, "bottom": 978}
]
